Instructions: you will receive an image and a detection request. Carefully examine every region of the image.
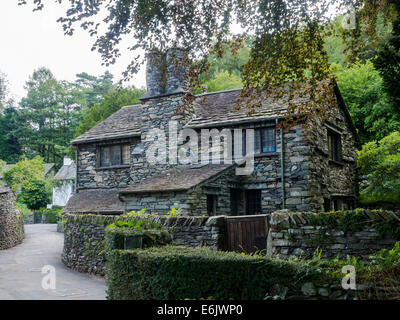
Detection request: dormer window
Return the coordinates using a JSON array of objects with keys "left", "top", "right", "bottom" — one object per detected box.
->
[{"left": 99, "top": 144, "right": 130, "bottom": 167}]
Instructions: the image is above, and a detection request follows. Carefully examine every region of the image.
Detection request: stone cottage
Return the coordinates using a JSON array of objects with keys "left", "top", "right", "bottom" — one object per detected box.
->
[{"left": 65, "top": 48, "right": 360, "bottom": 216}]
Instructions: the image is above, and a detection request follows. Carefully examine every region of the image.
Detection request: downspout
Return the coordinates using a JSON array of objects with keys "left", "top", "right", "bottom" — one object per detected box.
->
[
  {"left": 74, "top": 147, "right": 78, "bottom": 194},
  {"left": 276, "top": 118, "right": 285, "bottom": 209}
]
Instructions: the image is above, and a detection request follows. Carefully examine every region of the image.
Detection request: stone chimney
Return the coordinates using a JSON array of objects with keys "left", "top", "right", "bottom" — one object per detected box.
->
[{"left": 140, "top": 48, "right": 188, "bottom": 101}]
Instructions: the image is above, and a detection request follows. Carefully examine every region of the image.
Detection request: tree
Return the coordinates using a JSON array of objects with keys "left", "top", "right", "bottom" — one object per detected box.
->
[
  {"left": 0, "top": 107, "right": 23, "bottom": 162},
  {"left": 75, "top": 71, "right": 115, "bottom": 107},
  {"left": 374, "top": 1, "right": 400, "bottom": 115},
  {"left": 19, "top": 68, "right": 85, "bottom": 164},
  {"left": 74, "top": 87, "right": 146, "bottom": 137},
  {"left": 0, "top": 71, "right": 12, "bottom": 113},
  {"left": 357, "top": 131, "right": 400, "bottom": 203},
  {"left": 18, "top": 179, "right": 51, "bottom": 210},
  {"left": 334, "top": 60, "right": 400, "bottom": 143},
  {"left": 2, "top": 156, "right": 45, "bottom": 193},
  {"left": 202, "top": 71, "right": 242, "bottom": 93},
  {"left": 18, "top": 0, "right": 399, "bottom": 123}
]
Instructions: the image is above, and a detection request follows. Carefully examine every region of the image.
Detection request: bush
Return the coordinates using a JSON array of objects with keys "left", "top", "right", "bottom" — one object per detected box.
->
[
  {"left": 357, "top": 131, "right": 400, "bottom": 203},
  {"left": 106, "top": 246, "right": 321, "bottom": 300},
  {"left": 17, "top": 179, "right": 51, "bottom": 210},
  {"left": 16, "top": 202, "right": 32, "bottom": 222},
  {"left": 42, "top": 206, "right": 64, "bottom": 223}
]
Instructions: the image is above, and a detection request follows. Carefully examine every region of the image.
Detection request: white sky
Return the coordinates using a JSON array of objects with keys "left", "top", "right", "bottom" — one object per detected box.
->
[{"left": 0, "top": 0, "right": 146, "bottom": 102}]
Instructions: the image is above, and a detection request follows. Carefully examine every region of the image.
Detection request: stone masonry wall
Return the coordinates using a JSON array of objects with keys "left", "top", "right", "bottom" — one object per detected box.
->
[
  {"left": 306, "top": 97, "right": 359, "bottom": 211},
  {"left": 62, "top": 213, "right": 225, "bottom": 275},
  {"left": 0, "top": 187, "right": 24, "bottom": 250},
  {"left": 267, "top": 209, "right": 399, "bottom": 260}
]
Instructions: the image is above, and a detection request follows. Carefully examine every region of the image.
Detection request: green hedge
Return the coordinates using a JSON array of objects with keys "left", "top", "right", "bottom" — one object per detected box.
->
[{"left": 106, "top": 246, "right": 322, "bottom": 300}]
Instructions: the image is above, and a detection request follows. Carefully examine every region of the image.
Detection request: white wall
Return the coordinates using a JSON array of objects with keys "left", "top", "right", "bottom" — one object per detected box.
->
[{"left": 52, "top": 180, "right": 74, "bottom": 207}]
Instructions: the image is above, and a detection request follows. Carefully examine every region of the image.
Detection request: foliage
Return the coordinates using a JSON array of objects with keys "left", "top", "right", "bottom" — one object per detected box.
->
[
  {"left": 107, "top": 209, "right": 165, "bottom": 231},
  {"left": 202, "top": 71, "right": 242, "bottom": 93},
  {"left": 18, "top": 0, "right": 399, "bottom": 129},
  {"left": 374, "top": 1, "right": 400, "bottom": 114},
  {"left": 74, "top": 71, "right": 115, "bottom": 107},
  {"left": 333, "top": 60, "right": 400, "bottom": 143},
  {"left": 2, "top": 156, "right": 46, "bottom": 193},
  {"left": 357, "top": 131, "right": 400, "bottom": 203},
  {"left": 166, "top": 203, "right": 183, "bottom": 217},
  {"left": 17, "top": 67, "right": 86, "bottom": 164},
  {"left": 74, "top": 87, "right": 145, "bottom": 138},
  {"left": 41, "top": 206, "right": 64, "bottom": 223},
  {"left": 16, "top": 202, "right": 32, "bottom": 222},
  {"left": 0, "top": 107, "right": 23, "bottom": 162},
  {"left": 17, "top": 179, "right": 51, "bottom": 211},
  {"left": 105, "top": 245, "right": 321, "bottom": 300},
  {"left": 306, "top": 208, "right": 400, "bottom": 239}
]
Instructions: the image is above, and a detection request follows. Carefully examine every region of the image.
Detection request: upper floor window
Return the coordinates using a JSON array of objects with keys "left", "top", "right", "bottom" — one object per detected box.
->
[
  {"left": 328, "top": 129, "right": 342, "bottom": 162},
  {"left": 99, "top": 144, "right": 130, "bottom": 167},
  {"left": 254, "top": 127, "right": 276, "bottom": 154},
  {"left": 233, "top": 127, "right": 276, "bottom": 157}
]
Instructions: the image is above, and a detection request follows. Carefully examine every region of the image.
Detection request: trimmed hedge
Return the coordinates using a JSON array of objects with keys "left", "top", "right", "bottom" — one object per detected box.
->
[{"left": 106, "top": 246, "right": 322, "bottom": 300}]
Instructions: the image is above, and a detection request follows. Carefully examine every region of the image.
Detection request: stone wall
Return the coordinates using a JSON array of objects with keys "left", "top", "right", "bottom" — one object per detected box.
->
[
  {"left": 62, "top": 213, "right": 225, "bottom": 275},
  {"left": 0, "top": 187, "right": 24, "bottom": 250},
  {"left": 267, "top": 209, "right": 399, "bottom": 260},
  {"left": 306, "top": 94, "right": 359, "bottom": 211}
]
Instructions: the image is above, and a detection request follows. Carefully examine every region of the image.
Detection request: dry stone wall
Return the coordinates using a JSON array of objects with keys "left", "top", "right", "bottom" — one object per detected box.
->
[
  {"left": 267, "top": 209, "right": 400, "bottom": 260},
  {"left": 62, "top": 213, "right": 225, "bottom": 275},
  {"left": 0, "top": 187, "right": 24, "bottom": 250}
]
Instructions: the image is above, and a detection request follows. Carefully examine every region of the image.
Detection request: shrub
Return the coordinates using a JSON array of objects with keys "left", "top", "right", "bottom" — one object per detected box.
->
[
  {"left": 106, "top": 246, "right": 321, "bottom": 300},
  {"left": 42, "top": 206, "right": 64, "bottom": 223},
  {"left": 357, "top": 131, "right": 400, "bottom": 203},
  {"left": 16, "top": 202, "right": 32, "bottom": 222},
  {"left": 17, "top": 179, "right": 51, "bottom": 210}
]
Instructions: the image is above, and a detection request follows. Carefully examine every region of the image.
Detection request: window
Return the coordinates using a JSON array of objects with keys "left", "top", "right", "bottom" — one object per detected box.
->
[
  {"left": 99, "top": 144, "right": 130, "bottom": 167},
  {"left": 328, "top": 129, "right": 342, "bottom": 162},
  {"left": 233, "top": 127, "right": 276, "bottom": 157},
  {"left": 207, "top": 195, "right": 217, "bottom": 216},
  {"left": 245, "top": 190, "right": 262, "bottom": 215}
]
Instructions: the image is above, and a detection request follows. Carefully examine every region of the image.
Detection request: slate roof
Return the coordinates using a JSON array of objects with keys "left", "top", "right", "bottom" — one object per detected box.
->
[
  {"left": 120, "top": 164, "right": 233, "bottom": 194},
  {"left": 71, "top": 80, "right": 357, "bottom": 144},
  {"left": 54, "top": 162, "right": 76, "bottom": 181},
  {"left": 71, "top": 105, "right": 142, "bottom": 145},
  {"left": 64, "top": 189, "right": 124, "bottom": 214}
]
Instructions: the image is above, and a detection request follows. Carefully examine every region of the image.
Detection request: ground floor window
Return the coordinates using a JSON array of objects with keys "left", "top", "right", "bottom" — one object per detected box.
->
[
  {"left": 245, "top": 190, "right": 262, "bottom": 215},
  {"left": 207, "top": 194, "right": 217, "bottom": 216}
]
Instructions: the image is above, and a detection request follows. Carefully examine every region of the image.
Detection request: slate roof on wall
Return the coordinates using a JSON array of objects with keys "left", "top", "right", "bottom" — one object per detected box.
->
[
  {"left": 71, "top": 105, "right": 142, "bottom": 145},
  {"left": 120, "top": 164, "right": 234, "bottom": 194},
  {"left": 54, "top": 162, "right": 76, "bottom": 181},
  {"left": 64, "top": 189, "right": 124, "bottom": 214}
]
